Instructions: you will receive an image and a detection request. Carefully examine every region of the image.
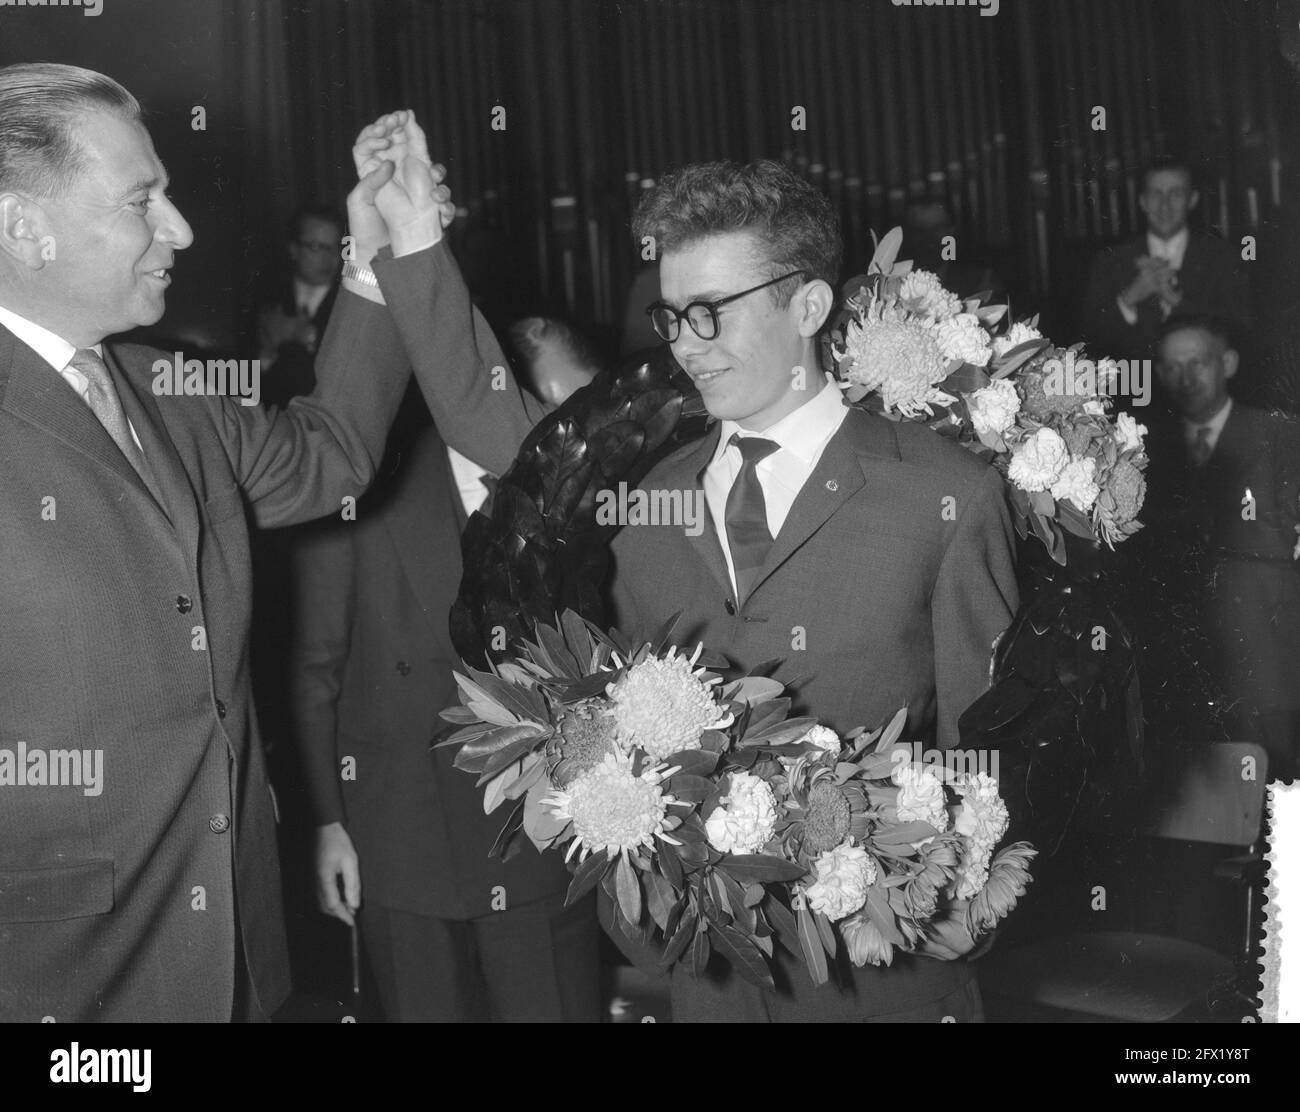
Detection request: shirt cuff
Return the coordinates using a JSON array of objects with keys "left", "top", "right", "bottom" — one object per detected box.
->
[{"left": 1116, "top": 294, "right": 1138, "bottom": 326}]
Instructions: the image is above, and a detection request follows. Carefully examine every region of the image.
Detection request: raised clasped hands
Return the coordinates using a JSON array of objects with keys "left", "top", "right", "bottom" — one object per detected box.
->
[{"left": 347, "top": 109, "right": 459, "bottom": 265}]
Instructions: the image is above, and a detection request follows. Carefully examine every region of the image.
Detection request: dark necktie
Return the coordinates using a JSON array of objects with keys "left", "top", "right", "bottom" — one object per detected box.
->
[
  {"left": 724, "top": 433, "right": 780, "bottom": 602},
  {"left": 67, "top": 348, "right": 154, "bottom": 487},
  {"left": 1189, "top": 425, "right": 1212, "bottom": 472}
]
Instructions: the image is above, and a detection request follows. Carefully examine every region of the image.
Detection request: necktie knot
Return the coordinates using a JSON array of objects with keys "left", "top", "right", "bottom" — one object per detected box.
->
[
  {"left": 729, "top": 432, "right": 780, "bottom": 465},
  {"left": 1190, "top": 425, "right": 1213, "bottom": 469}
]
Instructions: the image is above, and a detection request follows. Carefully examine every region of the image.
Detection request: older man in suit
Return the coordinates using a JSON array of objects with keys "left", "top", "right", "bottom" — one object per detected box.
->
[
  {"left": 1143, "top": 315, "right": 1300, "bottom": 781},
  {"left": 0, "top": 64, "right": 443, "bottom": 1021},
  {"left": 1082, "top": 159, "right": 1254, "bottom": 365},
  {"left": 369, "top": 137, "right": 1018, "bottom": 1022}
]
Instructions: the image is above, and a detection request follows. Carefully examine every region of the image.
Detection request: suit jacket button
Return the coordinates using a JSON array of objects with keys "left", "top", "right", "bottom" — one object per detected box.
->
[
  {"left": 724, "top": 598, "right": 737, "bottom": 615},
  {"left": 176, "top": 594, "right": 193, "bottom": 613},
  {"left": 209, "top": 814, "right": 230, "bottom": 834},
  {"left": 396, "top": 661, "right": 411, "bottom": 676},
  {"left": 215, "top": 699, "right": 227, "bottom": 719}
]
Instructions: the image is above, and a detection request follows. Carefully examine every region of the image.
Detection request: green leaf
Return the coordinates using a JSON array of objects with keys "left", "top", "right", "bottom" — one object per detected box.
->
[
  {"left": 660, "top": 906, "right": 697, "bottom": 967},
  {"left": 564, "top": 850, "right": 609, "bottom": 907},
  {"left": 522, "top": 779, "right": 569, "bottom": 847},
  {"left": 796, "top": 903, "right": 829, "bottom": 986},
  {"left": 643, "top": 868, "right": 678, "bottom": 932},
  {"left": 869, "top": 226, "right": 904, "bottom": 275},
  {"left": 866, "top": 885, "right": 907, "bottom": 947},
  {"left": 665, "top": 773, "right": 714, "bottom": 803},
  {"left": 720, "top": 854, "right": 808, "bottom": 884},
  {"left": 705, "top": 916, "right": 775, "bottom": 990},
  {"left": 991, "top": 337, "right": 1050, "bottom": 379},
  {"left": 720, "top": 675, "right": 786, "bottom": 707},
  {"left": 763, "top": 894, "right": 800, "bottom": 950},
  {"left": 658, "top": 842, "right": 684, "bottom": 888},
  {"left": 814, "top": 908, "right": 838, "bottom": 958},
  {"left": 454, "top": 723, "right": 546, "bottom": 773},
  {"left": 690, "top": 927, "right": 711, "bottom": 979},
  {"left": 615, "top": 854, "right": 642, "bottom": 927},
  {"left": 872, "top": 820, "right": 939, "bottom": 845},
  {"left": 482, "top": 760, "right": 521, "bottom": 814},
  {"left": 665, "top": 749, "right": 722, "bottom": 777},
  {"left": 475, "top": 727, "right": 550, "bottom": 784},
  {"left": 487, "top": 798, "right": 525, "bottom": 860}
]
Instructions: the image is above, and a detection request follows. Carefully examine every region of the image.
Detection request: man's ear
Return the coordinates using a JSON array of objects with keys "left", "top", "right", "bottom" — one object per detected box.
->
[
  {"left": 1222, "top": 346, "right": 1239, "bottom": 380},
  {"left": 796, "top": 278, "right": 834, "bottom": 337},
  {"left": 0, "top": 193, "right": 54, "bottom": 270}
]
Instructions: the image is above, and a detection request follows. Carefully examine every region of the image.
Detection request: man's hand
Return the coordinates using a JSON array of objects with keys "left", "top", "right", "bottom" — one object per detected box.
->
[
  {"left": 370, "top": 112, "right": 457, "bottom": 256},
  {"left": 314, "top": 821, "right": 361, "bottom": 926},
  {"left": 347, "top": 113, "right": 404, "bottom": 269},
  {"left": 1120, "top": 255, "right": 1173, "bottom": 312}
]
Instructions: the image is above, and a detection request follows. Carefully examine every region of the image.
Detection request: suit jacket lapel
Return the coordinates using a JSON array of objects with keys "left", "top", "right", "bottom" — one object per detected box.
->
[
  {"left": 107, "top": 344, "right": 200, "bottom": 552},
  {"left": 671, "top": 423, "right": 732, "bottom": 598},
  {"left": 747, "top": 410, "right": 899, "bottom": 600},
  {"left": 0, "top": 326, "right": 161, "bottom": 508}
]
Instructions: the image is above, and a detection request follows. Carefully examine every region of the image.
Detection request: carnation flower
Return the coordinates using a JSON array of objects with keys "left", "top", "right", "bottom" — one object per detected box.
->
[
  {"left": 896, "top": 269, "right": 961, "bottom": 321},
  {"left": 892, "top": 764, "right": 949, "bottom": 832},
  {"left": 991, "top": 320, "right": 1043, "bottom": 359},
  {"left": 803, "top": 843, "right": 876, "bottom": 921},
  {"left": 836, "top": 293, "right": 955, "bottom": 418},
  {"left": 1050, "top": 456, "right": 1100, "bottom": 512},
  {"left": 799, "top": 725, "right": 841, "bottom": 758},
  {"left": 1114, "top": 411, "right": 1148, "bottom": 454},
  {"left": 1008, "top": 427, "right": 1069, "bottom": 492},
  {"left": 607, "top": 646, "right": 733, "bottom": 761},
  {"left": 952, "top": 772, "right": 1010, "bottom": 899},
  {"left": 705, "top": 771, "right": 778, "bottom": 855},
  {"left": 804, "top": 781, "right": 852, "bottom": 854},
  {"left": 546, "top": 750, "right": 681, "bottom": 862},
  {"left": 967, "top": 378, "right": 1021, "bottom": 438},
  {"left": 547, "top": 698, "right": 619, "bottom": 787},
  {"left": 935, "top": 313, "right": 992, "bottom": 367},
  {"left": 842, "top": 914, "right": 895, "bottom": 966},
  {"left": 1105, "top": 459, "right": 1146, "bottom": 524}
]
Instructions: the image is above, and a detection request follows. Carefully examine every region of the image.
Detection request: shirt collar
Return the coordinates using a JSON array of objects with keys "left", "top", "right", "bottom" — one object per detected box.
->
[
  {"left": 714, "top": 374, "right": 847, "bottom": 465},
  {"left": 1147, "top": 227, "right": 1189, "bottom": 268},
  {"left": 0, "top": 302, "right": 102, "bottom": 374},
  {"left": 1184, "top": 396, "right": 1233, "bottom": 442}
]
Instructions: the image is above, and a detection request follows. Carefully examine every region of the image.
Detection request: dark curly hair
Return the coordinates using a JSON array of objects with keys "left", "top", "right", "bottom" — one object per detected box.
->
[{"left": 631, "top": 160, "right": 842, "bottom": 307}]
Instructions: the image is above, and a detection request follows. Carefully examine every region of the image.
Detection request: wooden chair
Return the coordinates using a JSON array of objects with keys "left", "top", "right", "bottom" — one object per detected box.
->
[{"left": 980, "top": 742, "right": 1267, "bottom": 1022}]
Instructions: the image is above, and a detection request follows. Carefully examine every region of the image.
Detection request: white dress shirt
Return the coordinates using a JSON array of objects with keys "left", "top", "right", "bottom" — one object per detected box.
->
[
  {"left": 446, "top": 445, "right": 492, "bottom": 518},
  {"left": 704, "top": 374, "right": 849, "bottom": 594},
  {"left": 0, "top": 303, "right": 143, "bottom": 452},
  {"left": 1183, "top": 396, "right": 1233, "bottom": 462},
  {"left": 293, "top": 279, "right": 331, "bottom": 320},
  {"left": 1117, "top": 227, "right": 1190, "bottom": 325}
]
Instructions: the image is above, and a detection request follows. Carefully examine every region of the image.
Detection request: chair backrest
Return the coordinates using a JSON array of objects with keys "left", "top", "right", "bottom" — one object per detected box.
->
[{"left": 1141, "top": 742, "right": 1268, "bottom": 846}]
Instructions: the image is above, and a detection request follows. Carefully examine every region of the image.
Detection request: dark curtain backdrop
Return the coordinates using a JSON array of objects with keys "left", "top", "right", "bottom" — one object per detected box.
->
[{"left": 226, "top": 0, "right": 1300, "bottom": 349}]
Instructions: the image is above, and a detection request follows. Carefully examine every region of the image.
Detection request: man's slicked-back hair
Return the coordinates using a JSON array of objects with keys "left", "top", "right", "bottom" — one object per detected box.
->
[
  {"left": 0, "top": 62, "right": 141, "bottom": 199},
  {"left": 632, "top": 160, "right": 842, "bottom": 306}
]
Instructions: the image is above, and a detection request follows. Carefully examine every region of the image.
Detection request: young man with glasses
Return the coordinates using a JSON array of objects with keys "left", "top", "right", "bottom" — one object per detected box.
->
[{"left": 372, "top": 141, "right": 1019, "bottom": 1023}]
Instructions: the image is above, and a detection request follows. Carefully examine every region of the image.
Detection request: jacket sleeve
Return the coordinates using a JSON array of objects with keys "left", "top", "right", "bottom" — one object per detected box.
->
[
  {"left": 286, "top": 519, "right": 358, "bottom": 827},
  {"left": 214, "top": 286, "right": 412, "bottom": 528},
  {"left": 931, "top": 466, "right": 1020, "bottom": 749},
  {"left": 373, "top": 242, "right": 553, "bottom": 476}
]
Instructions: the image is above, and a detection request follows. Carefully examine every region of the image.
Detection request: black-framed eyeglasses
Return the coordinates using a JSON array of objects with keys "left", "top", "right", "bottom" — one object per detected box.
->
[{"left": 645, "top": 269, "right": 808, "bottom": 343}]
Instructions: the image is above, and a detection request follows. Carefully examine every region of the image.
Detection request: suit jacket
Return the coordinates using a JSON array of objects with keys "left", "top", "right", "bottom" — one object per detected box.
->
[
  {"left": 289, "top": 407, "right": 573, "bottom": 921},
  {"left": 254, "top": 277, "right": 341, "bottom": 408},
  {"left": 1141, "top": 402, "right": 1300, "bottom": 714},
  {"left": 1081, "top": 231, "right": 1255, "bottom": 360},
  {"left": 378, "top": 243, "right": 1021, "bottom": 1019},
  {"left": 0, "top": 282, "right": 408, "bottom": 1022}
]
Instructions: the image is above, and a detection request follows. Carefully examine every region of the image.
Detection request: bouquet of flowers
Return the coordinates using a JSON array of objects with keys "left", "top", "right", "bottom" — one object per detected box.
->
[
  {"left": 441, "top": 611, "right": 1035, "bottom": 988},
  {"left": 828, "top": 228, "right": 1149, "bottom": 563}
]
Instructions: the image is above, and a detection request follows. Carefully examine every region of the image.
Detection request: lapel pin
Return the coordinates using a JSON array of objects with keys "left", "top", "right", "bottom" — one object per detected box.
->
[{"left": 825, "top": 479, "right": 839, "bottom": 492}]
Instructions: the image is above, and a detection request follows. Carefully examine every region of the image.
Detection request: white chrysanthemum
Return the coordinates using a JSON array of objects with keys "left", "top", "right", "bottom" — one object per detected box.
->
[
  {"left": 935, "top": 313, "right": 992, "bottom": 368},
  {"left": 835, "top": 293, "right": 955, "bottom": 418},
  {"left": 607, "top": 646, "right": 733, "bottom": 761},
  {"left": 991, "top": 321, "right": 1043, "bottom": 359},
  {"left": 897, "top": 269, "right": 961, "bottom": 321},
  {"left": 804, "top": 843, "right": 877, "bottom": 922},
  {"left": 892, "top": 764, "right": 949, "bottom": 832},
  {"left": 967, "top": 378, "right": 1021, "bottom": 438},
  {"left": 1114, "top": 411, "right": 1148, "bottom": 454},
  {"left": 545, "top": 750, "right": 680, "bottom": 863},
  {"left": 705, "top": 771, "right": 778, "bottom": 855},
  {"left": 1050, "top": 456, "right": 1100, "bottom": 512},
  {"left": 955, "top": 846, "right": 993, "bottom": 900},
  {"left": 1008, "top": 428, "right": 1069, "bottom": 492}
]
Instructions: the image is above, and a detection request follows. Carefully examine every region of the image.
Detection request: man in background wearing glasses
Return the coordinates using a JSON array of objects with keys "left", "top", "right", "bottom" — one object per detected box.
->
[{"left": 374, "top": 148, "right": 1018, "bottom": 1023}]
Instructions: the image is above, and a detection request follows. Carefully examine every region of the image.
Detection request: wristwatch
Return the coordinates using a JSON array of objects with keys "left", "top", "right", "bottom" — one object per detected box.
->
[{"left": 342, "top": 262, "right": 378, "bottom": 288}]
